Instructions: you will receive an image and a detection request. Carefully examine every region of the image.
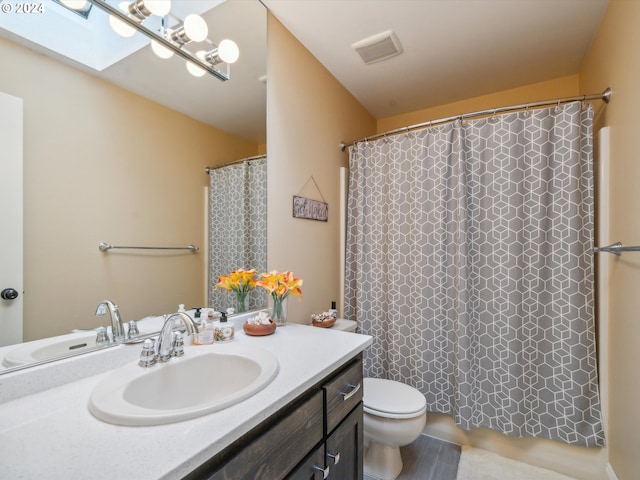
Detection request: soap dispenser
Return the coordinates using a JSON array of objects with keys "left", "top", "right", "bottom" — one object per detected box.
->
[
  {"left": 195, "top": 310, "right": 214, "bottom": 345},
  {"left": 214, "top": 311, "right": 235, "bottom": 343}
]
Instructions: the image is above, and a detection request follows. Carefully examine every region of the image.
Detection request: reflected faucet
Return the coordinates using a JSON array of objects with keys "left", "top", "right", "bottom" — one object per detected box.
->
[
  {"left": 154, "top": 312, "right": 199, "bottom": 362},
  {"left": 95, "top": 300, "right": 125, "bottom": 343}
]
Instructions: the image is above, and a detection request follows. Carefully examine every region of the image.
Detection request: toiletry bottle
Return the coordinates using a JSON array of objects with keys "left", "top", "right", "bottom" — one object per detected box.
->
[
  {"left": 195, "top": 310, "right": 214, "bottom": 345},
  {"left": 329, "top": 301, "right": 338, "bottom": 317},
  {"left": 214, "top": 311, "right": 235, "bottom": 343}
]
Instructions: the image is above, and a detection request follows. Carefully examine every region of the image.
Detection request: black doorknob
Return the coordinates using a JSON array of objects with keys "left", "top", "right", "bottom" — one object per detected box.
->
[{"left": 1, "top": 288, "right": 19, "bottom": 300}]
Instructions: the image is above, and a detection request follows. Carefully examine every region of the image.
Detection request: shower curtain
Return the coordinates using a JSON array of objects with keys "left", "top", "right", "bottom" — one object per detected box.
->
[
  {"left": 344, "top": 102, "right": 604, "bottom": 447},
  {"left": 208, "top": 158, "right": 267, "bottom": 311}
]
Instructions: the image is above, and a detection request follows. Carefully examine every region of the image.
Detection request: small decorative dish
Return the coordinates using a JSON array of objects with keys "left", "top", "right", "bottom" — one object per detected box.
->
[
  {"left": 311, "top": 312, "right": 337, "bottom": 328},
  {"left": 243, "top": 320, "right": 276, "bottom": 336}
]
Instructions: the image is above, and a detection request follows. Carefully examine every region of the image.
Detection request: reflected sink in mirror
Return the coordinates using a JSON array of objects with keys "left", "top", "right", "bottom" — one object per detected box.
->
[
  {"left": 2, "top": 323, "right": 157, "bottom": 368},
  {"left": 88, "top": 343, "right": 279, "bottom": 426}
]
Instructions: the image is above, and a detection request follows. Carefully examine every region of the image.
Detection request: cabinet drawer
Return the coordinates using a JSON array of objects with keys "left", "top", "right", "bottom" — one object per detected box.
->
[
  {"left": 324, "top": 355, "right": 363, "bottom": 434},
  {"left": 206, "top": 391, "right": 324, "bottom": 480}
]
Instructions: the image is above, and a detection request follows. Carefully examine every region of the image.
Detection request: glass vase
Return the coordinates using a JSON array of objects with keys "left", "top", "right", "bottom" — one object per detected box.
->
[
  {"left": 269, "top": 295, "right": 288, "bottom": 327},
  {"left": 236, "top": 291, "right": 249, "bottom": 313}
]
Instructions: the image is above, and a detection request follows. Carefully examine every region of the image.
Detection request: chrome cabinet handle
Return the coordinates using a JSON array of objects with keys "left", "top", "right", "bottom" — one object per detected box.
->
[
  {"left": 339, "top": 382, "right": 361, "bottom": 401},
  {"left": 327, "top": 451, "right": 340, "bottom": 465},
  {"left": 312, "top": 465, "right": 329, "bottom": 479}
]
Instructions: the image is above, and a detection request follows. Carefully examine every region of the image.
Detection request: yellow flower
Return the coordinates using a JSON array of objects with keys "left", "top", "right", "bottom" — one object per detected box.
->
[
  {"left": 216, "top": 268, "right": 257, "bottom": 295},
  {"left": 256, "top": 270, "right": 303, "bottom": 300}
]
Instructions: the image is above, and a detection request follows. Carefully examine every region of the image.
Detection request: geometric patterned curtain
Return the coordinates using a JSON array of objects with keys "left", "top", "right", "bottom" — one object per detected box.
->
[
  {"left": 208, "top": 158, "right": 267, "bottom": 311},
  {"left": 344, "top": 102, "right": 604, "bottom": 447}
]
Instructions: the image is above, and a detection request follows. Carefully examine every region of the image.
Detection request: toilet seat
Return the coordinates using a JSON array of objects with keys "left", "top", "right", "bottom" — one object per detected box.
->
[{"left": 363, "top": 378, "right": 427, "bottom": 420}]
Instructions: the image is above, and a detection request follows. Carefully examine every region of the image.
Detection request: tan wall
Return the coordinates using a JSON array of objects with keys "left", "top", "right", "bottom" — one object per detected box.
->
[
  {"left": 377, "top": 74, "right": 580, "bottom": 133},
  {"left": 0, "top": 37, "right": 260, "bottom": 340},
  {"left": 266, "top": 14, "right": 376, "bottom": 322},
  {"left": 580, "top": 2, "right": 640, "bottom": 479}
]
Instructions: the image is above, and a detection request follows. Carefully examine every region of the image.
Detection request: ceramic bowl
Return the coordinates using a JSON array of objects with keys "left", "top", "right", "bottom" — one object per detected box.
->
[
  {"left": 311, "top": 317, "right": 336, "bottom": 328},
  {"left": 243, "top": 320, "right": 276, "bottom": 336}
]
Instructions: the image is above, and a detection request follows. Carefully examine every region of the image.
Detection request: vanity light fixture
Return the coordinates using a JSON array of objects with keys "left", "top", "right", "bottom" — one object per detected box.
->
[
  {"left": 127, "top": 0, "right": 171, "bottom": 21},
  {"left": 204, "top": 39, "right": 240, "bottom": 65},
  {"left": 186, "top": 40, "right": 240, "bottom": 78},
  {"left": 168, "top": 14, "right": 208, "bottom": 45},
  {"left": 81, "top": 0, "right": 238, "bottom": 81}
]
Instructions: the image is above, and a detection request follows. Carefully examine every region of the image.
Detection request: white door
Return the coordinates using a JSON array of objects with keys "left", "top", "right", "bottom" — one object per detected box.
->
[{"left": 0, "top": 92, "right": 23, "bottom": 346}]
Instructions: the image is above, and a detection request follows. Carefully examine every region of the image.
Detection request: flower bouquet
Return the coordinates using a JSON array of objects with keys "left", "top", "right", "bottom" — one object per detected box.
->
[
  {"left": 215, "top": 268, "right": 257, "bottom": 313},
  {"left": 256, "top": 270, "right": 303, "bottom": 326}
]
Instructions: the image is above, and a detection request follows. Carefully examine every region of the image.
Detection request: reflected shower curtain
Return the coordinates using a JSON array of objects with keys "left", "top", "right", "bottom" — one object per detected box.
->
[
  {"left": 344, "top": 102, "right": 604, "bottom": 447},
  {"left": 208, "top": 159, "right": 267, "bottom": 311}
]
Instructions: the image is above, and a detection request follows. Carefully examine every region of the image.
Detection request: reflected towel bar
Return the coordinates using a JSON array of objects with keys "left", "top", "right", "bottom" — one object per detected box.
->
[
  {"left": 99, "top": 242, "right": 199, "bottom": 253},
  {"left": 593, "top": 242, "right": 640, "bottom": 256}
]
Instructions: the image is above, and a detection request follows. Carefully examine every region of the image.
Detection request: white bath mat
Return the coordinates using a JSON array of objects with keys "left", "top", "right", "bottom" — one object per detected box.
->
[{"left": 455, "top": 446, "right": 577, "bottom": 480}]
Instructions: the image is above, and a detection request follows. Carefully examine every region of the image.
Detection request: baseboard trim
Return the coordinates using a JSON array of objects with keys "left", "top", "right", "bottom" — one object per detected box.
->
[{"left": 605, "top": 463, "right": 619, "bottom": 480}]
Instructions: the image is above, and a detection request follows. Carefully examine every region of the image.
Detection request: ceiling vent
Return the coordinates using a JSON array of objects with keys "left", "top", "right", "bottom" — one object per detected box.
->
[{"left": 352, "top": 30, "right": 403, "bottom": 65}]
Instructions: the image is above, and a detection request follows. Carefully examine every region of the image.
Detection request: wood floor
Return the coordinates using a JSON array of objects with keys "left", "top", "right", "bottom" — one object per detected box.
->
[{"left": 364, "top": 435, "right": 461, "bottom": 480}]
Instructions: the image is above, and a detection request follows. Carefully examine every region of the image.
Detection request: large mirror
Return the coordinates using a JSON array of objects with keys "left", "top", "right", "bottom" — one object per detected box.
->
[{"left": 0, "top": 0, "right": 266, "bottom": 370}]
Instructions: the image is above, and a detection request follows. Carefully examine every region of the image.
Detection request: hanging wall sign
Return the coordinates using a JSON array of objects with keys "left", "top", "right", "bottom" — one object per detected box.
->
[{"left": 293, "top": 195, "right": 328, "bottom": 222}]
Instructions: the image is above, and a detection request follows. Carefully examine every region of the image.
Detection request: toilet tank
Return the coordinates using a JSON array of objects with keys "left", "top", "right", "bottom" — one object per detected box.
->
[{"left": 333, "top": 319, "right": 357, "bottom": 332}]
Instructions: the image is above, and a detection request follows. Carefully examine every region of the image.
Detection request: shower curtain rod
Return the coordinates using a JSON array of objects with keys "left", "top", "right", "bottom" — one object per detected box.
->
[
  {"left": 205, "top": 154, "right": 267, "bottom": 174},
  {"left": 339, "top": 87, "right": 611, "bottom": 151}
]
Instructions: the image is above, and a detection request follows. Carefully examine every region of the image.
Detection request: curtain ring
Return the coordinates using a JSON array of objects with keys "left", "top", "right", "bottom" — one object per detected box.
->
[{"left": 555, "top": 99, "right": 563, "bottom": 114}]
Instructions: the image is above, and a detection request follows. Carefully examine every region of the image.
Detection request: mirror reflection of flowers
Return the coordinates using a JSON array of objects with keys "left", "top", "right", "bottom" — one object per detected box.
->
[
  {"left": 256, "top": 270, "right": 303, "bottom": 322},
  {"left": 216, "top": 268, "right": 257, "bottom": 313}
]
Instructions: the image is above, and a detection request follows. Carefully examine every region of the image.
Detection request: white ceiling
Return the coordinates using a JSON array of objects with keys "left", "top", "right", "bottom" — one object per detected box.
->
[{"left": 262, "top": 0, "right": 609, "bottom": 119}]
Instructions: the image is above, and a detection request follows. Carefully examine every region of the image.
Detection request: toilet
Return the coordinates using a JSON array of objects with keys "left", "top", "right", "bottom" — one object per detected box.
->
[{"left": 332, "top": 319, "right": 427, "bottom": 480}]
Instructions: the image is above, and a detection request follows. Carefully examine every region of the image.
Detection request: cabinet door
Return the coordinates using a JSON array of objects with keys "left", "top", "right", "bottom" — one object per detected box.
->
[
  {"left": 286, "top": 444, "right": 327, "bottom": 480},
  {"left": 202, "top": 391, "right": 324, "bottom": 480},
  {"left": 325, "top": 403, "right": 363, "bottom": 480}
]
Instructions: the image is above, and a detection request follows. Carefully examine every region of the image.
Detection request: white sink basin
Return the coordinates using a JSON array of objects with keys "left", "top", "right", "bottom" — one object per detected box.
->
[
  {"left": 88, "top": 343, "right": 279, "bottom": 426},
  {"left": 2, "top": 324, "right": 156, "bottom": 367}
]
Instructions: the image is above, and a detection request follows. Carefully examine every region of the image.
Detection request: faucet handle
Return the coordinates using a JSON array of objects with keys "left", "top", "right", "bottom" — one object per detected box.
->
[
  {"left": 95, "top": 326, "right": 109, "bottom": 345},
  {"left": 173, "top": 332, "right": 185, "bottom": 357},
  {"left": 139, "top": 339, "right": 157, "bottom": 368},
  {"left": 127, "top": 320, "right": 140, "bottom": 339}
]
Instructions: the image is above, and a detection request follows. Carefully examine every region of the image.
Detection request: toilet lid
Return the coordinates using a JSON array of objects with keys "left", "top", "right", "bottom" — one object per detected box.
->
[{"left": 363, "top": 378, "right": 427, "bottom": 417}]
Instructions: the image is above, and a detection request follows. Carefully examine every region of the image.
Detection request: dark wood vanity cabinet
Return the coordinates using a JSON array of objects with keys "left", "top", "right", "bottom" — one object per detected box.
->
[{"left": 188, "top": 353, "right": 364, "bottom": 480}]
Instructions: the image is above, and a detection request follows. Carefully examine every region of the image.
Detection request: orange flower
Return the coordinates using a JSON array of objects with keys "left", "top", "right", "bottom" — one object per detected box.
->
[
  {"left": 256, "top": 270, "right": 303, "bottom": 300},
  {"left": 216, "top": 268, "right": 257, "bottom": 295}
]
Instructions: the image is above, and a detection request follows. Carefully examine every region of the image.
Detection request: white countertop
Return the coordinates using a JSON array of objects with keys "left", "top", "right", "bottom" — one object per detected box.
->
[{"left": 0, "top": 322, "right": 371, "bottom": 479}]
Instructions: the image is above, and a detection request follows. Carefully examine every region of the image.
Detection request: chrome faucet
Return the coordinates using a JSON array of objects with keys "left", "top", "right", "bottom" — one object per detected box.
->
[
  {"left": 154, "top": 312, "right": 199, "bottom": 362},
  {"left": 95, "top": 300, "right": 125, "bottom": 343}
]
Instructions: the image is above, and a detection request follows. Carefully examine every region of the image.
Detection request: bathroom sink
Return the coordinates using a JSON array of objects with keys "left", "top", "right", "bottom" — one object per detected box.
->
[
  {"left": 88, "top": 343, "right": 279, "bottom": 426},
  {"left": 2, "top": 324, "right": 156, "bottom": 367}
]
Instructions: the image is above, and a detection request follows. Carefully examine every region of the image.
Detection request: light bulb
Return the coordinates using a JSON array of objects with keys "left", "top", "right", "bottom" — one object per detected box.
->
[
  {"left": 217, "top": 39, "right": 239, "bottom": 64},
  {"left": 144, "top": 0, "right": 171, "bottom": 17},
  {"left": 109, "top": 2, "right": 136, "bottom": 38},
  {"left": 183, "top": 14, "right": 208, "bottom": 43},
  {"left": 151, "top": 39, "right": 174, "bottom": 59},
  {"left": 60, "top": 0, "right": 88, "bottom": 9},
  {"left": 186, "top": 51, "right": 207, "bottom": 77}
]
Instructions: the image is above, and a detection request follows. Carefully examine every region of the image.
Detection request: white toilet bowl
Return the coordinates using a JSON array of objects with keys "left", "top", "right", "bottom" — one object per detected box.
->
[
  {"left": 331, "top": 319, "right": 427, "bottom": 480},
  {"left": 362, "top": 378, "right": 427, "bottom": 480}
]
